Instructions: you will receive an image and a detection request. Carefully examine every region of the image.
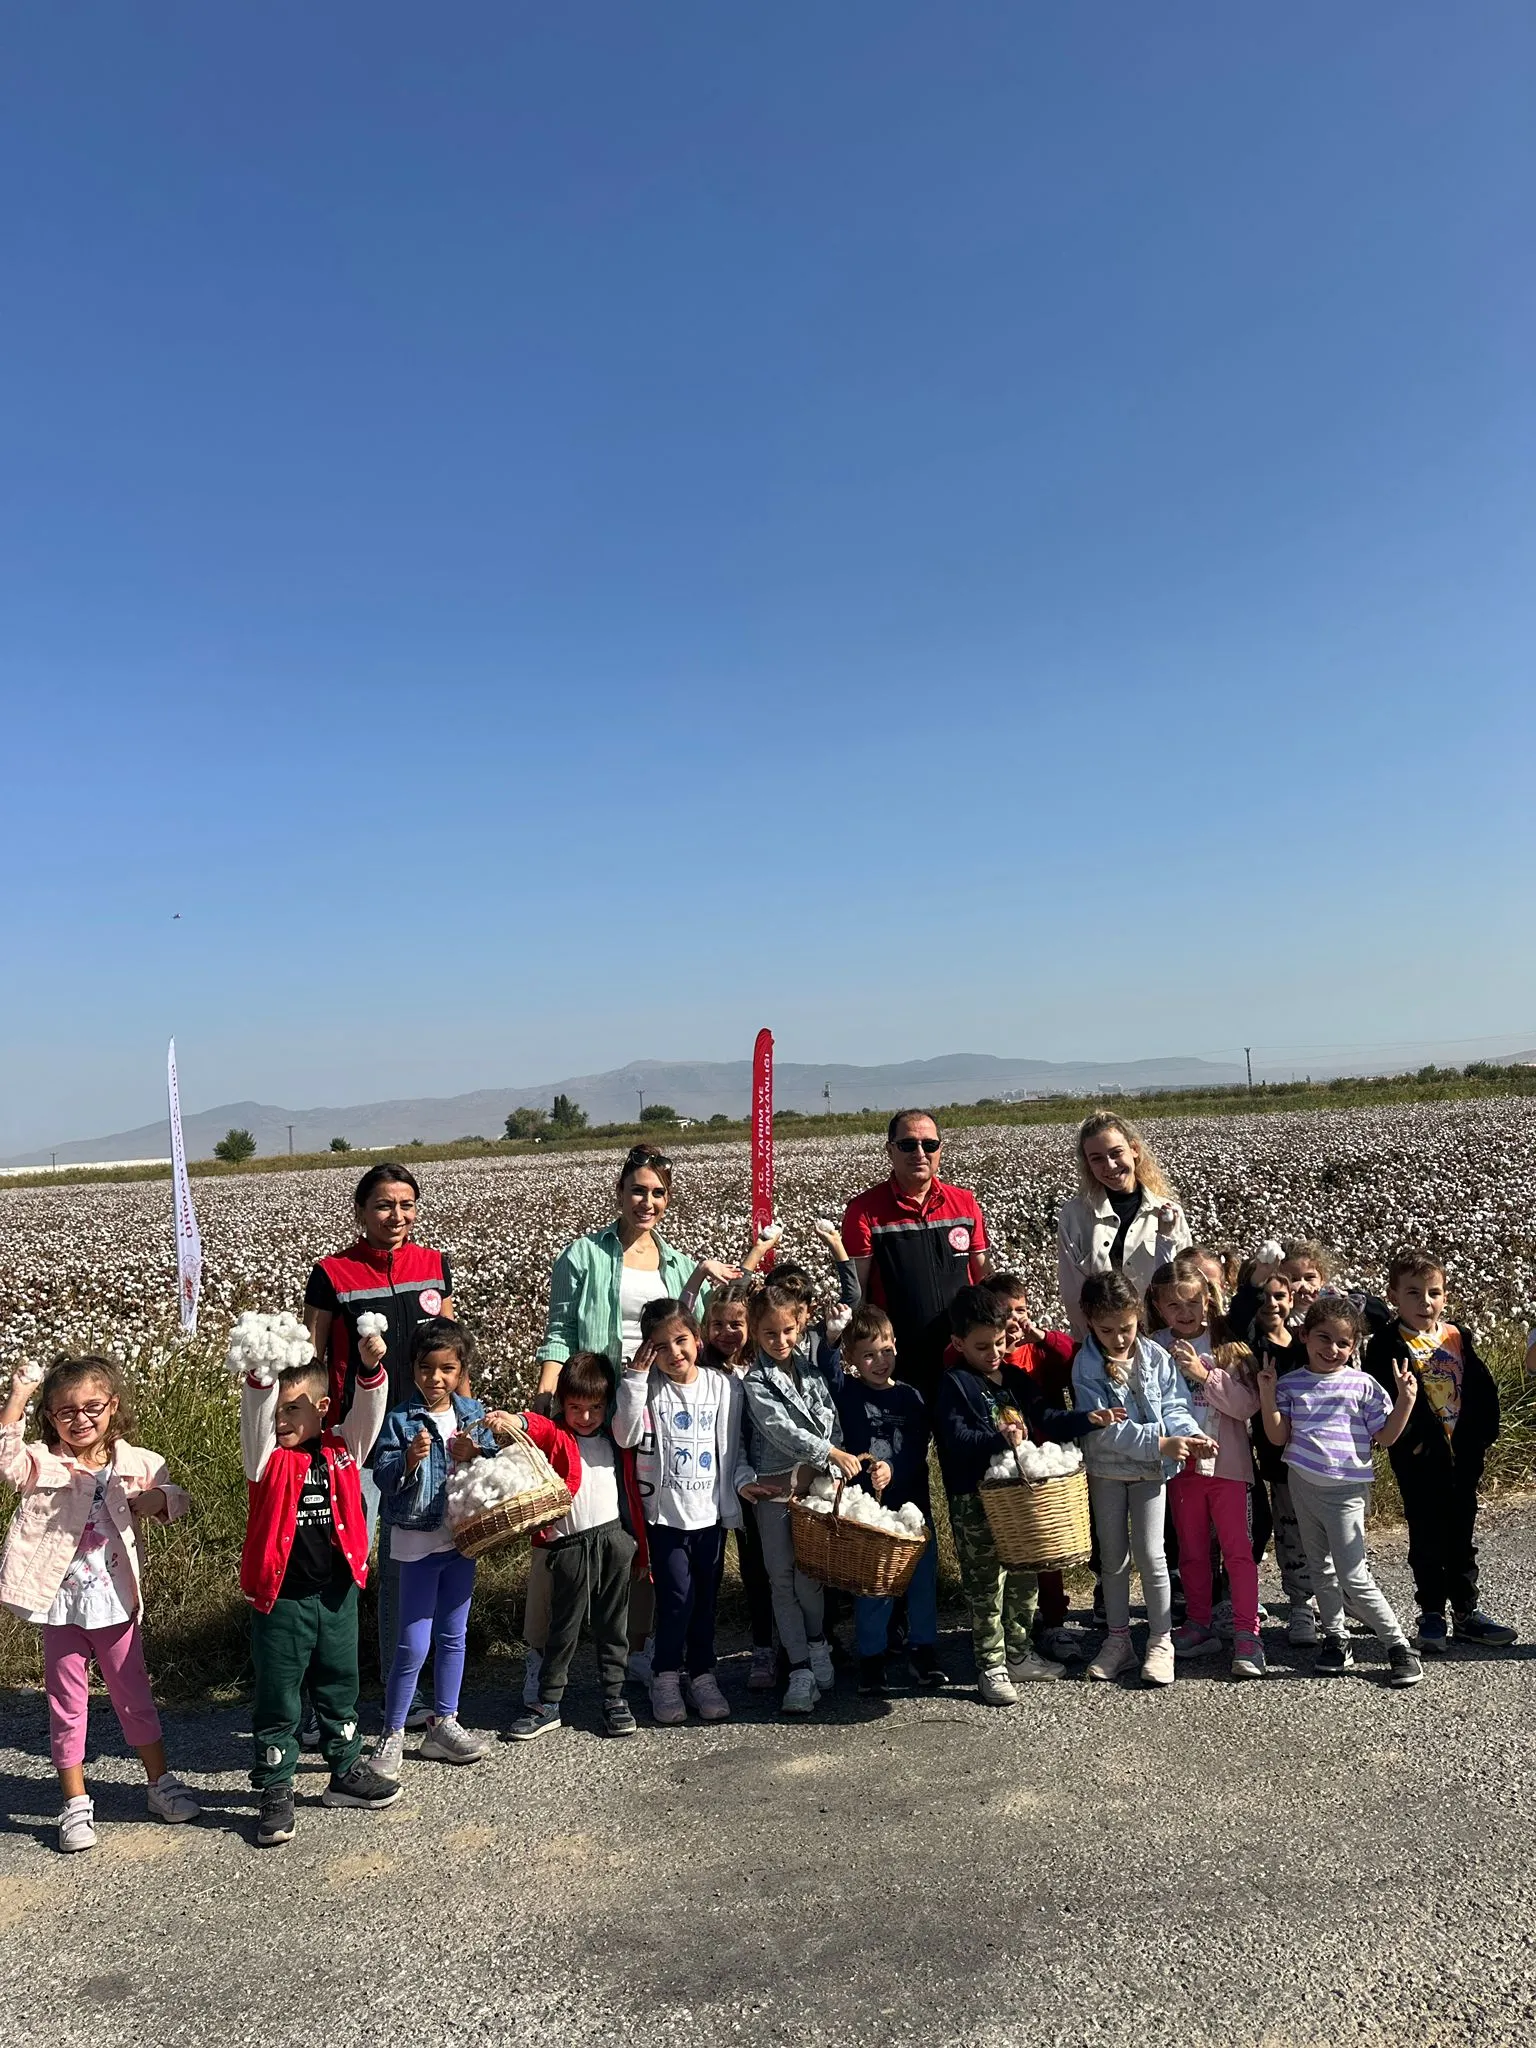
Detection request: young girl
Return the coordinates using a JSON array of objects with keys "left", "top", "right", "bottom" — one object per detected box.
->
[
  {"left": 0, "top": 1356, "right": 200, "bottom": 1852},
  {"left": 740, "top": 1281, "right": 861, "bottom": 1715},
  {"left": 1154, "top": 1275, "right": 1265, "bottom": 1679},
  {"left": 699, "top": 1279, "right": 778, "bottom": 1690},
  {"left": 614, "top": 1299, "right": 751, "bottom": 1724},
  {"left": 1072, "top": 1273, "right": 1216, "bottom": 1688},
  {"left": 1259, "top": 1298, "right": 1423, "bottom": 1687},
  {"left": 370, "top": 1320, "right": 505, "bottom": 1778}
]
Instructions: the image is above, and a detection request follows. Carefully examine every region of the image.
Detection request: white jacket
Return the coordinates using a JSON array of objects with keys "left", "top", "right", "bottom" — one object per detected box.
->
[{"left": 1057, "top": 1187, "right": 1192, "bottom": 1335}]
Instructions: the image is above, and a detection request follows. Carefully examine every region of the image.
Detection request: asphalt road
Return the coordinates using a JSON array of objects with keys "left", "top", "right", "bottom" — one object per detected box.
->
[{"left": 3, "top": 1506, "right": 1535, "bottom": 2048}]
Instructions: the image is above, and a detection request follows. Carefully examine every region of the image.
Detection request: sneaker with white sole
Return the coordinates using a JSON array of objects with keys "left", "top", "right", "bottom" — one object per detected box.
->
[
  {"left": 1453, "top": 1609, "right": 1517, "bottom": 1648},
  {"left": 1230, "top": 1634, "right": 1266, "bottom": 1681},
  {"left": 1006, "top": 1649, "right": 1065, "bottom": 1685},
  {"left": 1172, "top": 1623, "right": 1222, "bottom": 1659},
  {"left": 521, "top": 1648, "right": 543, "bottom": 1709},
  {"left": 404, "top": 1699, "right": 433, "bottom": 1732},
  {"left": 58, "top": 1794, "right": 95, "bottom": 1854},
  {"left": 256, "top": 1782, "right": 295, "bottom": 1847},
  {"left": 1287, "top": 1604, "right": 1320, "bottom": 1647},
  {"left": 650, "top": 1670, "right": 687, "bottom": 1725},
  {"left": 781, "top": 1667, "right": 819, "bottom": 1715},
  {"left": 145, "top": 1771, "right": 201, "bottom": 1823},
  {"left": 1415, "top": 1612, "right": 1449, "bottom": 1655},
  {"left": 322, "top": 1760, "right": 404, "bottom": 1809},
  {"left": 1387, "top": 1642, "right": 1424, "bottom": 1689},
  {"left": 806, "top": 1639, "right": 835, "bottom": 1692},
  {"left": 372, "top": 1729, "right": 406, "bottom": 1780},
  {"left": 977, "top": 1665, "right": 1019, "bottom": 1707},
  {"left": 508, "top": 1703, "right": 563, "bottom": 1740},
  {"left": 685, "top": 1671, "right": 731, "bottom": 1722},
  {"left": 419, "top": 1715, "right": 487, "bottom": 1765},
  {"left": 1141, "top": 1636, "right": 1176, "bottom": 1687},
  {"left": 1087, "top": 1632, "right": 1138, "bottom": 1683},
  {"left": 748, "top": 1646, "right": 777, "bottom": 1691}
]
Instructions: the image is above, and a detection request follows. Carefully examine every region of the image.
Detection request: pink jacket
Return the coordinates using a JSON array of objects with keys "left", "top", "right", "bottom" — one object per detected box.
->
[
  {"left": 0, "top": 1425, "right": 190, "bottom": 1621},
  {"left": 1190, "top": 1364, "right": 1260, "bottom": 1483}
]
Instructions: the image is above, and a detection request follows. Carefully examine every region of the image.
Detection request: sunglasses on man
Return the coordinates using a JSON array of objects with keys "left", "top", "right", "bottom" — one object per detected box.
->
[{"left": 892, "top": 1136, "right": 942, "bottom": 1155}]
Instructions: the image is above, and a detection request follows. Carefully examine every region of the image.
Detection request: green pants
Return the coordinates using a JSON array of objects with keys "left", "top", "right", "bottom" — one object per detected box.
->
[
  {"left": 948, "top": 1492, "right": 1040, "bottom": 1671},
  {"left": 250, "top": 1580, "right": 364, "bottom": 1788}
]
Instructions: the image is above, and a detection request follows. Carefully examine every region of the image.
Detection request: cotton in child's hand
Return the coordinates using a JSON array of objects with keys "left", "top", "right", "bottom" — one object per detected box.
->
[{"left": 226, "top": 1310, "right": 316, "bottom": 1385}]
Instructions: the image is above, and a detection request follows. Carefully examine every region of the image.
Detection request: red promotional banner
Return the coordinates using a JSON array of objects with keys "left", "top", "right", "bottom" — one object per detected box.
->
[{"left": 751, "top": 1027, "right": 774, "bottom": 1268}]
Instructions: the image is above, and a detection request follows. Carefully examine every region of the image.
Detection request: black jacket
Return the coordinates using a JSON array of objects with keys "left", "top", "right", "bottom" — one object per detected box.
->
[
  {"left": 1363, "top": 1321, "right": 1499, "bottom": 1475},
  {"left": 934, "top": 1362, "right": 1092, "bottom": 1498}
]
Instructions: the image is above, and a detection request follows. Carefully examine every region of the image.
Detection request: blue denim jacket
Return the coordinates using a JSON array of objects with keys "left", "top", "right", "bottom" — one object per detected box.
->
[
  {"left": 1072, "top": 1336, "right": 1201, "bottom": 1481},
  {"left": 374, "top": 1393, "right": 496, "bottom": 1530}
]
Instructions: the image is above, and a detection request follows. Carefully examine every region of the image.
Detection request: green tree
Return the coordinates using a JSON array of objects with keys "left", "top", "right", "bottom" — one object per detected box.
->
[
  {"left": 707, "top": 1113, "right": 732, "bottom": 1127},
  {"left": 505, "top": 1106, "right": 549, "bottom": 1140},
  {"left": 329, "top": 1136, "right": 352, "bottom": 1152},
  {"left": 213, "top": 1128, "right": 256, "bottom": 1163},
  {"left": 549, "top": 1093, "right": 588, "bottom": 1133},
  {"left": 639, "top": 1103, "right": 678, "bottom": 1124}
]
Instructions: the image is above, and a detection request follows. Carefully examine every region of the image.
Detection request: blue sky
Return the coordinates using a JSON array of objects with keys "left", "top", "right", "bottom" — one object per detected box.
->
[{"left": 3, "top": 4, "right": 1532, "bottom": 1151}]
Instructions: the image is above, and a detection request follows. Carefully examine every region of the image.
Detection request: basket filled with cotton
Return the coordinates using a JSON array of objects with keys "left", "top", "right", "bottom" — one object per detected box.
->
[
  {"left": 445, "top": 1420, "right": 572, "bottom": 1560},
  {"left": 788, "top": 1465, "right": 929, "bottom": 1599},
  {"left": 979, "top": 1441, "right": 1092, "bottom": 1571}
]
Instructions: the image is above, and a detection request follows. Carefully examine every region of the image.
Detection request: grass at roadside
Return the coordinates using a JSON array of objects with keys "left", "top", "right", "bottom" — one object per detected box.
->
[{"left": 2, "top": 1331, "right": 1531, "bottom": 1699}]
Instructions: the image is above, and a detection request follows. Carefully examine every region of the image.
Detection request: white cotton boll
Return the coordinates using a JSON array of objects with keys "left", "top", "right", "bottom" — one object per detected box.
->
[
  {"left": 823, "top": 1306, "right": 851, "bottom": 1343},
  {"left": 757, "top": 1221, "right": 784, "bottom": 1245},
  {"left": 356, "top": 1311, "right": 388, "bottom": 1339},
  {"left": 226, "top": 1309, "right": 315, "bottom": 1382},
  {"left": 1255, "top": 1239, "right": 1284, "bottom": 1265},
  {"left": 896, "top": 1503, "right": 926, "bottom": 1538}
]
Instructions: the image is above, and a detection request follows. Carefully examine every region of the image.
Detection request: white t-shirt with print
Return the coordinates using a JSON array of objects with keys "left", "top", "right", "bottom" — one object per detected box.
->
[
  {"left": 646, "top": 1371, "right": 724, "bottom": 1531},
  {"left": 31, "top": 1465, "right": 136, "bottom": 1628}
]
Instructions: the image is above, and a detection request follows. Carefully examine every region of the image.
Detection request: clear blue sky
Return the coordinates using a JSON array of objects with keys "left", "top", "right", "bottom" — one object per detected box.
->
[{"left": 3, "top": 3, "right": 1532, "bottom": 1152}]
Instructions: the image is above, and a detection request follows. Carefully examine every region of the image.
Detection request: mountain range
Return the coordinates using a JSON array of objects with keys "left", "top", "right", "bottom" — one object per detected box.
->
[{"left": 1, "top": 1052, "right": 1249, "bottom": 1165}]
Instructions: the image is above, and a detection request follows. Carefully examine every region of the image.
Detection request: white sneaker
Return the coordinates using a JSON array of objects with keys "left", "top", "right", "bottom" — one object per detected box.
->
[
  {"left": 419, "top": 1715, "right": 487, "bottom": 1765},
  {"left": 781, "top": 1667, "right": 819, "bottom": 1715},
  {"left": 1006, "top": 1649, "right": 1065, "bottom": 1684},
  {"left": 372, "top": 1728, "right": 406, "bottom": 1780},
  {"left": 1087, "top": 1632, "right": 1138, "bottom": 1683},
  {"left": 650, "top": 1670, "right": 687, "bottom": 1726},
  {"left": 627, "top": 1641, "right": 655, "bottom": 1685},
  {"left": 145, "top": 1771, "right": 201, "bottom": 1823},
  {"left": 977, "top": 1666, "right": 1019, "bottom": 1707},
  {"left": 806, "top": 1639, "right": 836, "bottom": 1692},
  {"left": 1287, "top": 1604, "right": 1320, "bottom": 1647},
  {"left": 521, "top": 1648, "right": 543, "bottom": 1709},
  {"left": 684, "top": 1671, "right": 731, "bottom": 1722},
  {"left": 58, "top": 1794, "right": 95, "bottom": 1853}
]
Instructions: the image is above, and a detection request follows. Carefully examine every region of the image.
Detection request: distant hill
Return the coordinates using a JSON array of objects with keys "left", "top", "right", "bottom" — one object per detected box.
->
[{"left": 0, "top": 1052, "right": 1250, "bottom": 1166}]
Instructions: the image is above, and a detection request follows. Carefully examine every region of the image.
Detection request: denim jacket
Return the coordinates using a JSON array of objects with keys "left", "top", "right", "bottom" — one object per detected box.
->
[
  {"left": 374, "top": 1393, "right": 497, "bottom": 1530},
  {"left": 1072, "top": 1336, "right": 1201, "bottom": 1482},
  {"left": 741, "top": 1353, "right": 843, "bottom": 1480}
]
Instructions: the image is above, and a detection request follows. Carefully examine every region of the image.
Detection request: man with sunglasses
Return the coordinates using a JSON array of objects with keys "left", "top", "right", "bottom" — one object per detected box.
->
[{"left": 840, "top": 1111, "right": 993, "bottom": 1404}]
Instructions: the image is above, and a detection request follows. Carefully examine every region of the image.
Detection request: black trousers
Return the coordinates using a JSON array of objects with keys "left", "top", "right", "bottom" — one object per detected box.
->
[
  {"left": 540, "top": 1521, "right": 636, "bottom": 1706},
  {"left": 1395, "top": 1448, "right": 1484, "bottom": 1617}
]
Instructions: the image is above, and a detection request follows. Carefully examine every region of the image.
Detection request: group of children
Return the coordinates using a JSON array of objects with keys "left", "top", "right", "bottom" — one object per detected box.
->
[{"left": 0, "top": 1227, "right": 1519, "bottom": 1854}]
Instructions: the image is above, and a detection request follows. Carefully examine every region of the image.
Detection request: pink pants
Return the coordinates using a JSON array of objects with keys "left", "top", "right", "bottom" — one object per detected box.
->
[
  {"left": 43, "top": 1620, "right": 162, "bottom": 1770},
  {"left": 1169, "top": 1473, "right": 1260, "bottom": 1639}
]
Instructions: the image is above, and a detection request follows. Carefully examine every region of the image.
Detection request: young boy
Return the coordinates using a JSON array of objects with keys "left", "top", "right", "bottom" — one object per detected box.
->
[
  {"left": 934, "top": 1286, "right": 1103, "bottom": 1706},
  {"left": 835, "top": 1304, "right": 944, "bottom": 1694},
  {"left": 239, "top": 1339, "right": 400, "bottom": 1849},
  {"left": 982, "top": 1272, "right": 1082, "bottom": 1662},
  {"left": 509, "top": 1352, "right": 648, "bottom": 1741},
  {"left": 1364, "top": 1249, "right": 1515, "bottom": 1654}
]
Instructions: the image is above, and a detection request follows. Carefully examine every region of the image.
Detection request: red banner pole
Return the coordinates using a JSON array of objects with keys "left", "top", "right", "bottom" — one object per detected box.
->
[{"left": 751, "top": 1027, "right": 774, "bottom": 1270}]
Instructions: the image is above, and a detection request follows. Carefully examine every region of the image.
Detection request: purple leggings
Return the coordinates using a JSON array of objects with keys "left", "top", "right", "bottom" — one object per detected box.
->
[{"left": 383, "top": 1548, "right": 476, "bottom": 1732}]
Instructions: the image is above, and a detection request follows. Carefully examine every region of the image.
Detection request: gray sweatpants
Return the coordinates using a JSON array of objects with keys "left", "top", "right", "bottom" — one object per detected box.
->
[
  {"left": 1089, "top": 1476, "right": 1171, "bottom": 1638},
  {"left": 755, "top": 1498, "right": 825, "bottom": 1667},
  {"left": 1288, "top": 1472, "right": 1407, "bottom": 1647}
]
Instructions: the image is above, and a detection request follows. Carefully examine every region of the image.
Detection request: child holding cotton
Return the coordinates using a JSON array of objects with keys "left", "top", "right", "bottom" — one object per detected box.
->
[
  {"left": 1258, "top": 1297, "right": 1422, "bottom": 1686},
  {"left": 698, "top": 1278, "right": 779, "bottom": 1688},
  {"left": 1163, "top": 1321, "right": 1265, "bottom": 1680},
  {"left": 1073, "top": 1272, "right": 1216, "bottom": 1688},
  {"left": 835, "top": 1304, "right": 944, "bottom": 1693},
  {"left": 937, "top": 1286, "right": 1110, "bottom": 1706},
  {"left": 614, "top": 1298, "right": 751, "bottom": 1724},
  {"left": 1363, "top": 1249, "right": 1515, "bottom": 1654},
  {"left": 0, "top": 1355, "right": 201, "bottom": 1854}
]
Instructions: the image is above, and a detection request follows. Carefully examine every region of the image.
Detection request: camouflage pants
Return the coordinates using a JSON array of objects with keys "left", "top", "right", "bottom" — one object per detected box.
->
[
  {"left": 1268, "top": 1479, "right": 1313, "bottom": 1604},
  {"left": 948, "top": 1492, "right": 1039, "bottom": 1670}
]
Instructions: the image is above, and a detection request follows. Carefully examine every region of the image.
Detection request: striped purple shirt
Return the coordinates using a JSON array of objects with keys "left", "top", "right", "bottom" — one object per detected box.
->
[{"left": 1275, "top": 1366, "right": 1391, "bottom": 1483}]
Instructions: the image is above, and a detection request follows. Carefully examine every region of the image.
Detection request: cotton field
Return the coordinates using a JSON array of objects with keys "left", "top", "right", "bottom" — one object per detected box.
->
[{"left": 3, "top": 1099, "right": 1535, "bottom": 1390}]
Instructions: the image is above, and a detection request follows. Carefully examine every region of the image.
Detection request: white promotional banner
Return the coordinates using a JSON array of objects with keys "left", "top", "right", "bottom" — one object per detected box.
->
[{"left": 167, "top": 1038, "right": 202, "bottom": 1333}]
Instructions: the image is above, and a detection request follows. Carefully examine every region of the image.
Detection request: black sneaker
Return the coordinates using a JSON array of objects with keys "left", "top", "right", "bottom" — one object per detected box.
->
[
  {"left": 857, "top": 1655, "right": 887, "bottom": 1696},
  {"left": 1414, "top": 1612, "right": 1449, "bottom": 1655},
  {"left": 508, "top": 1703, "right": 563, "bottom": 1742},
  {"left": 1453, "top": 1609, "right": 1517, "bottom": 1648},
  {"left": 1388, "top": 1643, "right": 1424, "bottom": 1689},
  {"left": 909, "top": 1644, "right": 948, "bottom": 1688},
  {"left": 257, "top": 1782, "right": 295, "bottom": 1847},
  {"left": 603, "top": 1697, "right": 638, "bottom": 1738},
  {"left": 322, "top": 1760, "right": 404, "bottom": 1809},
  {"left": 1315, "top": 1635, "right": 1355, "bottom": 1674}
]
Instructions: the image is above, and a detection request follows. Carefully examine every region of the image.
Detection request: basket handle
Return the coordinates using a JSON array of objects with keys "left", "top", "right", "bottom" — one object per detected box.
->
[{"left": 829, "top": 1452, "right": 874, "bottom": 1521}]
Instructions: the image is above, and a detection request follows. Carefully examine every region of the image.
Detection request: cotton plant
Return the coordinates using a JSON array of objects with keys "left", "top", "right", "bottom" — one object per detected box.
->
[{"left": 224, "top": 1309, "right": 315, "bottom": 1387}]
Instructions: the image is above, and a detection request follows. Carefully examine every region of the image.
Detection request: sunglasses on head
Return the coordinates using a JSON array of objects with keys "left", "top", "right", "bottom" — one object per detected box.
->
[
  {"left": 892, "top": 1136, "right": 941, "bottom": 1155},
  {"left": 623, "top": 1147, "right": 671, "bottom": 1172}
]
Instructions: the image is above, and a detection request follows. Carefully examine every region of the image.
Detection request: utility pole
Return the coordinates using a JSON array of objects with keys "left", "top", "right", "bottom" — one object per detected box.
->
[
  {"left": 287, "top": 1124, "right": 295, "bottom": 1155},
  {"left": 50, "top": 1152, "right": 57, "bottom": 1172},
  {"left": 636, "top": 1087, "right": 645, "bottom": 1121},
  {"left": 1244, "top": 1047, "right": 1253, "bottom": 1093},
  {"left": 823, "top": 1083, "right": 832, "bottom": 1114}
]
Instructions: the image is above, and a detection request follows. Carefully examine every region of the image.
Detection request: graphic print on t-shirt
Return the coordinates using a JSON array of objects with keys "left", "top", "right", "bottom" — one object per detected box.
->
[
  {"left": 278, "top": 1447, "right": 349, "bottom": 1598},
  {"left": 1404, "top": 1325, "right": 1464, "bottom": 1435}
]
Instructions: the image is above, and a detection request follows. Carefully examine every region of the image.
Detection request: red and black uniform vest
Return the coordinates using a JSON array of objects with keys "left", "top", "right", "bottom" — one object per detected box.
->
[{"left": 305, "top": 1240, "right": 454, "bottom": 1426}]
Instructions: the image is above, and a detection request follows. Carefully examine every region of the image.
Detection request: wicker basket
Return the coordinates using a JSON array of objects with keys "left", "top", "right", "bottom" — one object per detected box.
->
[
  {"left": 450, "top": 1420, "right": 573, "bottom": 1560},
  {"left": 980, "top": 1459, "right": 1092, "bottom": 1571},
  {"left": 788, "top": 1465, "right": 929, "bottom": 1599}
]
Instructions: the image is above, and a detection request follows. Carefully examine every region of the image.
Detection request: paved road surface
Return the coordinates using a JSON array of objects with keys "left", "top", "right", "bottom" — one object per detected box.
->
[{"left": 3, "top": 1505, "right": 1535, "bottom": 2047}]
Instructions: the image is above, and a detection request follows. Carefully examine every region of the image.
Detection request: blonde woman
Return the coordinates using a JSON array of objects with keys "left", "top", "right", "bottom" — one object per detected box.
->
[{"left": 1057, "top": 1113, "right": 1192, "bottom": 1336}]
